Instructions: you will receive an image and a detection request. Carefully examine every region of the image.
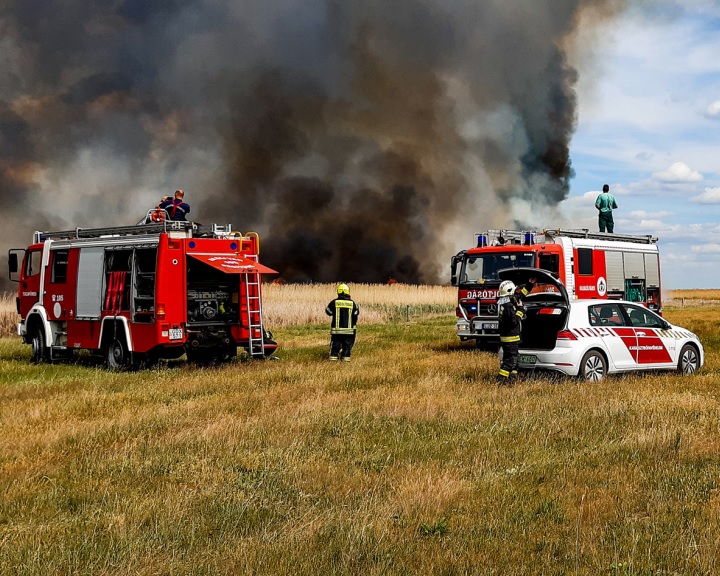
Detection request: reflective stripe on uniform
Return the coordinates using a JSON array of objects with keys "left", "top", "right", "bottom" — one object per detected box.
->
[{"left": 500, "top": 335, "right": 520, "bottom": 343}]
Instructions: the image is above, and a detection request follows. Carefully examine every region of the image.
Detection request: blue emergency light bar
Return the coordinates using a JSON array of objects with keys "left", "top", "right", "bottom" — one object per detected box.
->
[
  {"left": 477, "top": 235, "right": 488, "bottom": 248},
  {"left": 524, "top": 232, "right": 535, "bottom": 245}
]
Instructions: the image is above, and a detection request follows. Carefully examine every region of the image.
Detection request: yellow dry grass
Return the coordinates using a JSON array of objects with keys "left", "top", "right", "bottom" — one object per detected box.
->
[
  {"left": 262, "top": 283, "right": 455, "bottom": 327},
  {"left": 667, "top": 288, "right": 720, "bottom": 306},
  {"left": 2, "top": 285, "right": 716, "bottom": 339},
  {"left": 0, "top": 292, "right": 18, "bottom": 338}
]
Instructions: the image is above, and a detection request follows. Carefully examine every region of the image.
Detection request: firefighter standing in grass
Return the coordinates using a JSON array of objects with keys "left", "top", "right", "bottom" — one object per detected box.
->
[
  {"left": 325, "top": 283, "right": 360, "bottom": 361},
  {"left": 497, "top": 278, "right": 535, "bottom": 384}
]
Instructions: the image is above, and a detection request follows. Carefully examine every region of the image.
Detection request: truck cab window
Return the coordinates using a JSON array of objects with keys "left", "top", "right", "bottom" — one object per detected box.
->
[
  {"left": 577, "top": 248, "right": 593, "bottom": 276},
  {"left": 25, "top": 250, "right": 42, "bottom": 277},
  {"left": 51, "top": 250, "right": 69, "bottom": 283},
  {"left": 538, "top": 253, "right": 559, "bottom": 275}
]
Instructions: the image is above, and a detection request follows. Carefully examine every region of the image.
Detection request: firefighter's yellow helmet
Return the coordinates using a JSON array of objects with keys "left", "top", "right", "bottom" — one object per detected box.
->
[
  {"left": 337, "top": 283, "right": 350, "bottom": 295},
  {"left": 498, "top": 280, "right": 516, "bottom": 298}
]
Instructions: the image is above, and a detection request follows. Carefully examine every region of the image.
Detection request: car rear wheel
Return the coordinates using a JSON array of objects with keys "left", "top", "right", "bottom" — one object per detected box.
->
[
  {"left": 579, "top": 350, "right": 607, "bottom": 381},
  {"left": 678, "top": 344, "right": 699, "bottom": 375}
]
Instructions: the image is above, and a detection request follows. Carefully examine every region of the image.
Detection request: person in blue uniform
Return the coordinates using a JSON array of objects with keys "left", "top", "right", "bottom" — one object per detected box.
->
[{"left": 158, "top": 189, "right": 191, "bottom": 221}]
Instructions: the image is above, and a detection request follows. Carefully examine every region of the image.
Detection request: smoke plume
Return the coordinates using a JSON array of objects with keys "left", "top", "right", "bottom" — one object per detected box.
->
[{"left": 0, "top": 0, "right": 625, "bottom": 288}]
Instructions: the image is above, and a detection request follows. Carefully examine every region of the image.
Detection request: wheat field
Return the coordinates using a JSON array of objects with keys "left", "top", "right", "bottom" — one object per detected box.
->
[
  {"left": 0, "top": 285, "right": 715, "bottom": 338},
  {"left": 0, "top": 286, "right": 719, "bottom": 574}
]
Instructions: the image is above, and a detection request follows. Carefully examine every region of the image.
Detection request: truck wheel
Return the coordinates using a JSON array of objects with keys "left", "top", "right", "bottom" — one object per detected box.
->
[
  {"left": 579, "top": 350, "right": 606, "bottom": 382},
  {"left": 31, "top": 328, "right": 50, "bottom": 364},
  {"left": 105, "top": 337, "right": 129, "bottom": 370},
  {"left": 678, "top": 344, "right": 699, "bottom": 375},
  {"left": 186, "top": 348, "right": 213, "bottom": 365},
  {"left": 475, "top": 340, "right": 498, "bottom": 352}
]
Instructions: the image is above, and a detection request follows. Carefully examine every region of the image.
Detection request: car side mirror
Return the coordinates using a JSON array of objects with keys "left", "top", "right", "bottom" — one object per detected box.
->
[{"left": 662, "top": 320, "right": 671, "bottom": 330}]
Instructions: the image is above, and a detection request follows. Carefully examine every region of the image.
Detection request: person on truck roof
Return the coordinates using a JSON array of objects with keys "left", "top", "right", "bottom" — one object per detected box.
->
[
  {"left": 595, "top": 184, "right": 618, "bottom": 233},
  {"left": 158, "top": 189, "right": 190, "bottom": 221}
]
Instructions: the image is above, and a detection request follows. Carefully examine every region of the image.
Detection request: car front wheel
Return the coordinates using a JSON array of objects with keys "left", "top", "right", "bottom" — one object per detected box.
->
[
  {"left": 678, "top": 344, "right": 699, "bottom": 375},
  {"left": 579, "top": 350, "right": 607, "bottom": 381}
]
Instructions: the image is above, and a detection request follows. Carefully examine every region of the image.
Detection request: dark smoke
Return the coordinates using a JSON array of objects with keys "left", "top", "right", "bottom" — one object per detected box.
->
[{"left": 0, "top": 0, "right": 625, "bottom": 289}]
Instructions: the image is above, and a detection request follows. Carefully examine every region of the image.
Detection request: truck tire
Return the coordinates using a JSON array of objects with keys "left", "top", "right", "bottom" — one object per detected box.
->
[
  {"left": 186, "top": 348, "right": 214, "bottom": 365},
  {"left": 31, "top": 328, "right": 50, "bottom": 364},
  {"left": 678, "top": 344, "right": 699, "bottom": 375},
  {"left": 476, "top": 339, "right": 498, "bottom": 352},
  {"left": 578, "top": 350, "right": 606, "bottom": 382},
  {"left": 105, "top": 337, "right": 129, "bottom": 370}
]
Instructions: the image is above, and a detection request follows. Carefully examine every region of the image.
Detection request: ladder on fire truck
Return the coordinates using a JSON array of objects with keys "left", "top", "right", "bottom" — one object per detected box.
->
[
  {"left": 213, "top": 226, "right": 267, "bottom": 357},
  {"left": 543, "top": 228, "right": 658, "bottom": 244},
  {"left": 243, "top": 272, "right": 266, "bottom": 357}
]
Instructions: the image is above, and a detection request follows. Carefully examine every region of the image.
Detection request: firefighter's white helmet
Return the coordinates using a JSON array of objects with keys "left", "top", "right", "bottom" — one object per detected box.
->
[
  {"left": 337, "top": 283, "right": 350, "bottom": 295},
  {"left": 498, "top": 280, "right": 516, "bottom": 298}
]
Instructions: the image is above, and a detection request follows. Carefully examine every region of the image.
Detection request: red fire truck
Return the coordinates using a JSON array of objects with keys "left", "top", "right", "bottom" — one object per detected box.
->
[
  {"left": 450, "top": 228, "right": 662, "bottom": 347},
  {"left": 7, "top": 218, "right": 278, "bottom": 367}
]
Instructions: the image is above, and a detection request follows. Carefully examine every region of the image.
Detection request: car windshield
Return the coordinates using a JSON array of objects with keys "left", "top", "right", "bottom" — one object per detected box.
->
[{"left": 461, "top": 252, "right": 535, "bottom": 282}]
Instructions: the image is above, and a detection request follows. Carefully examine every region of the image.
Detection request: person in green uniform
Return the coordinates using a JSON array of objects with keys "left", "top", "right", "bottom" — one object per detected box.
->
[{"left": 595, "top": 184, "right": 618, "bottom": 233}]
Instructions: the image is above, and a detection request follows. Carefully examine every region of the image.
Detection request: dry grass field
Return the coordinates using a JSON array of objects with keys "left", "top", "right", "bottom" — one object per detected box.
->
[{"left": 0, "top": 286, "right": 719, "bottom": 575}]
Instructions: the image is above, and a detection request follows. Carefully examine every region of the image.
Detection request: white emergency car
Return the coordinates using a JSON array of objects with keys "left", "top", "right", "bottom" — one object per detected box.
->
[{"left": 498, "top": 268, "right": 704, "bottom": 381}]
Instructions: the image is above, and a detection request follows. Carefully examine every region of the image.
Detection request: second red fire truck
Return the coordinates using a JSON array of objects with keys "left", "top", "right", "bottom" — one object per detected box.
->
[
  {"left": 450, "top": 228, "right": 662, "bottom": 348},
  {"left": 8, "top": 218, "right": 278, "bottom": 368}
]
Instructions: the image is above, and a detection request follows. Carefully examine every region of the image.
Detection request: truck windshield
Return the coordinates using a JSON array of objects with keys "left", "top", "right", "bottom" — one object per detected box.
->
[{"left": 460, "top": 252, "right": 535, "bottom": 283}]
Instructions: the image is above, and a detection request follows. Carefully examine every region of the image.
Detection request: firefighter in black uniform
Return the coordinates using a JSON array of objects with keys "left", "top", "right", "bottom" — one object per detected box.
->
[
  {"left": 497, "top": 277, "right": 535, "bottom": 384},
  {"left": 325, "top": 283, "right": 360, "bottom": 361}
]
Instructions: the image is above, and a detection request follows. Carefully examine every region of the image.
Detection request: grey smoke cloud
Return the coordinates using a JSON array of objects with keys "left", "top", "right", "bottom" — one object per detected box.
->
[{"left": 0, "top": 0, "right": 624, "bottom": 288}]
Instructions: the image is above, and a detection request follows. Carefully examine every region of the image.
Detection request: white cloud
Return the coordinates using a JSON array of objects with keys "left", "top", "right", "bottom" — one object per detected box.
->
[
  {"left": 629, "top": 210, "right": 672, "bottom": 219},
  {"left": 652, "top": 161, "right": 703, "bottom": 183},
  {"left": 691, "top": 244, "right": 720, "bottom": 253},
  {"left": 706, "top": 100, "right": 720, "bottom": 119},
  {"left": 691, "top": 187, "right": 720, "bottom": 204}
]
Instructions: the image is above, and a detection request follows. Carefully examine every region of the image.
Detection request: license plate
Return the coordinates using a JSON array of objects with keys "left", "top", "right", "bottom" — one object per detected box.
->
[
  {"left": 481, "top": 322, "right": 498, "bottom": 330},
  {"left": 518, "top": 354, "right": 537, "bottom": 365},
  {"left": 169, "top": 328, "right": 183, "bottom": 340}
]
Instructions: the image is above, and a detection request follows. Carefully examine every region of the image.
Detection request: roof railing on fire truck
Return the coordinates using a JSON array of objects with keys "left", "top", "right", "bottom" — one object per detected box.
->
[
  {"left": 475, "top": 230, "right": 540, "bottom": 247},
  {"left": 33, "top": 220, "right": 197, "bottom": 244},
  {"left": 474, "top": 228, "right": 658, "bottom": 248},
  {"left": 543, "top": 228, "right": 658, "bottom": 245}
]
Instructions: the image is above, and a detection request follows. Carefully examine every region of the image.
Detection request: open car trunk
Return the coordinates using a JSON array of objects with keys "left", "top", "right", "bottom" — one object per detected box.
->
[
  {"left": 497, "top": 267, "right": 570, "bottom": 352},
  {"left": 520, "top": 304, "right": 568, "bottom": 350}
]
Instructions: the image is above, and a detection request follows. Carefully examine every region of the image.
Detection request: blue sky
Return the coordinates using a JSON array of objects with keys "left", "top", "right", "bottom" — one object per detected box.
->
[{"left": 561, "top": 1, "right": 720, "bottom": 289}]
